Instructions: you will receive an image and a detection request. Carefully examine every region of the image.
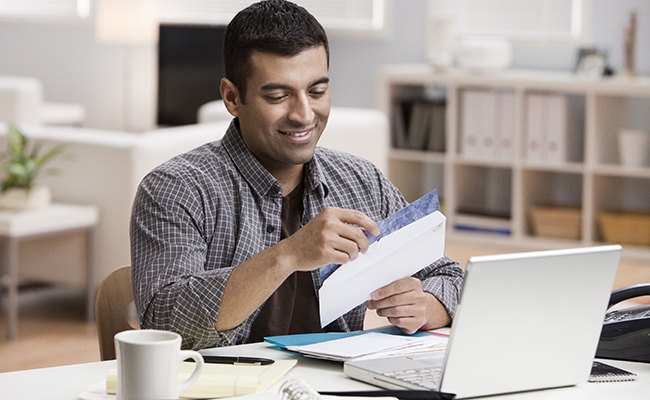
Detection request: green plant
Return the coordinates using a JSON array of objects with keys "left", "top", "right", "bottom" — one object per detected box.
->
[{"left": 0, "top": 125, "right": 63, "bottom": 192}]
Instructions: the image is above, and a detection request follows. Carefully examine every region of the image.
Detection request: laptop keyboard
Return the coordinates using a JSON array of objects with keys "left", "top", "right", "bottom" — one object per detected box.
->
[{"left": 383, "top": 365, "right": 442, "bottom": 389}]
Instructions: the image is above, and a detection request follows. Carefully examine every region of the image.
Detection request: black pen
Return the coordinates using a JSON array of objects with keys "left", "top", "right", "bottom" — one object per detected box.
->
[{"left": 202, "top": 355, "right": 275, "bottom": 365}]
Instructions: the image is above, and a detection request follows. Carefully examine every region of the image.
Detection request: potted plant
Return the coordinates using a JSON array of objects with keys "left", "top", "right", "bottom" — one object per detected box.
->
[{"left": 0, "top": 124, "right": 63, "bottom": 211}]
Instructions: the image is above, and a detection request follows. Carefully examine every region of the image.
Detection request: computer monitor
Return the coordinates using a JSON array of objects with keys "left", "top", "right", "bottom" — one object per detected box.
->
[{"left": 157, "top": 24, "right": 226, "bottom": 126}]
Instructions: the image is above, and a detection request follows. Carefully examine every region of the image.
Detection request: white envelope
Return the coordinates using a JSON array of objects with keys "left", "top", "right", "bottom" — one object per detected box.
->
[{"left": 319, "top": 211, "right": 446, "bottom": 327}]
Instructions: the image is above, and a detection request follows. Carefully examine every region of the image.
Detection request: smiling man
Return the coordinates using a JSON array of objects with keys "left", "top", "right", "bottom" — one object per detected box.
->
[{"left": 130, "top": 0, "right": 464, "bottom": 350}]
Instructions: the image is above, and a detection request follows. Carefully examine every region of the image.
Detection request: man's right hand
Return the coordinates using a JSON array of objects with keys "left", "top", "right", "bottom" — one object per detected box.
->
[
  {"left": 217, "top": 207, "right": 378, "bottom": 331},
  {"left": 280, "top": 207, "right": 380, "bottom": 271}
]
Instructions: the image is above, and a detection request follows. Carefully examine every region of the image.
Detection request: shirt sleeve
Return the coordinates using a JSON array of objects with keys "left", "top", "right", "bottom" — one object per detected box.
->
[
  {"left": 414, "top": 253, "right": 464, "bottom": 319},
  {"left": 376, "top": 166, "right": 464, "bottom": 320},
  {"left": 130, "top": 170, "right": 248, "bottom": 350}
]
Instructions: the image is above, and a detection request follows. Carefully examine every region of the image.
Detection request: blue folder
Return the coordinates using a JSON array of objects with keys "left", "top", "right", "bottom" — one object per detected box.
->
[{"left": 265, "top": 326, "right": 436, "bottom": 348}]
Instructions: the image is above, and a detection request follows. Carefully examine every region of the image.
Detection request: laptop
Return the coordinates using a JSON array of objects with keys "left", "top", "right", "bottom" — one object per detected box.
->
[{"left": 344, "top": 245, "right": 622, "bottom": 398}]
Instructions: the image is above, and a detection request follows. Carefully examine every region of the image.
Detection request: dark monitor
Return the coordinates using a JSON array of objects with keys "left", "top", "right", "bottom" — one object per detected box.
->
[{"left": 157, "top": 24, "right": 226, "bottom": 126}]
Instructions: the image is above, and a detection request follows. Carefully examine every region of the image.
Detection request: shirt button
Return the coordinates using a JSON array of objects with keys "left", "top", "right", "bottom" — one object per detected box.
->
[{"left": 266, "top": 225, "right": 275, "bottom": 233}]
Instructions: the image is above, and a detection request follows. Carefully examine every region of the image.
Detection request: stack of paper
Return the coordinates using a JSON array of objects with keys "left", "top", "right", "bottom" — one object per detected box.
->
[
  {"left": 285, "top": 332, "right": 448, "bottom": 362},
  {"left": 453, "top": 211, "right": 511, "bottom": 235}
]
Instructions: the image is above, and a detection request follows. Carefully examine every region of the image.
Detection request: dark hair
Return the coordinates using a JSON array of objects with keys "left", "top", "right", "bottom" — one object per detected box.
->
[{"left": 223, "top": 0, "right": 329, "bottom": 102}]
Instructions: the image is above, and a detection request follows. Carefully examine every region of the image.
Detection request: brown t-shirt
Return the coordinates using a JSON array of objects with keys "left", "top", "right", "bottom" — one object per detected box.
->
[{"left": 247, "top": 180, "right": 327, "bottom": 342}]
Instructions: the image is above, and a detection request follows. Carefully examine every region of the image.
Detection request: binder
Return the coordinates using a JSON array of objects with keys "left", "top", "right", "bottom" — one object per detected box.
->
[
  {"left": 462, "top": 90, "right": 515, "bottom": 160},
  {"left": 426, "top": 102, "right": 446, "bottom": 153},
  {"left": 460, "top": 90, "right": 482, "bottom": 158},
  {"left": 407, "top": 101, "right": 430, "bottom": 150},
  {"left": 526, "top": 94, "right": 545, "bottom": 163},
  {"left": 495, "top": 92, "right": 515, "bottom": 161},
  {"left": 476, "top": 91, "right": 497, "bottom": 159},
  {"left": 526, "top": 93, "right": 573, "bottom": 164},
  {"left": 391, "top": 101, "right": 408, "bottom": 149},
  {"left": 545, "top": 94, "right": 569, "bottom": 163}
]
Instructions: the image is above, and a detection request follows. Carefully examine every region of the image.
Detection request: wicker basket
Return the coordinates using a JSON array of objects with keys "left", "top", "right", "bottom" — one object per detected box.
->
[
  {"left": 598, "top": 212, "right": 650, "bottom": 246},
  {"left": 529, "top": 206, "right": 582, "bottom": 240}
]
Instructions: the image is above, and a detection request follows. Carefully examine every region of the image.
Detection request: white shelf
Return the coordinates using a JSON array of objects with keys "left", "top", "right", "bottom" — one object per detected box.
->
[{"left": 379, "top": 64, "right": 650, "bottom": 260}]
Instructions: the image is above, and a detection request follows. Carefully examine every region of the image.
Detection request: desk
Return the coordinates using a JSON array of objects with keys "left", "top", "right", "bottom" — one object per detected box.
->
[
  {"left": 0, "top": 342, "right": 648, "bottom": 400},
  {"left": 0, "top": 204, "right": 98, "bottom": 339}
]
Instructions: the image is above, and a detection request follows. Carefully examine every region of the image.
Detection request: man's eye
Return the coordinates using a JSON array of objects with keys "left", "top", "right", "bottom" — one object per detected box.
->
[{"left": 266, "top": 94, "right": 286, "bottom": 101}]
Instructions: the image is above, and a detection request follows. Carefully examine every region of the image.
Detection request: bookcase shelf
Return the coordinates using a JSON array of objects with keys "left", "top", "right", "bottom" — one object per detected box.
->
[{"left": 378, "top": 64, "right": 650, "bottom": 260}]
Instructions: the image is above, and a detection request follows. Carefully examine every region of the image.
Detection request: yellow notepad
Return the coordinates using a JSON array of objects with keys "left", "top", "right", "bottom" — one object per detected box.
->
[{"left": 106, "top": 359, "right": 297, "bottom": 398}]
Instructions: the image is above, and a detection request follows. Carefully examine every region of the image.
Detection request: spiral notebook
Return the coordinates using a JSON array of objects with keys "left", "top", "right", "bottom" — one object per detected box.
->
[{"left": 345, "top": 245, "right": 622, "bottom": 399}]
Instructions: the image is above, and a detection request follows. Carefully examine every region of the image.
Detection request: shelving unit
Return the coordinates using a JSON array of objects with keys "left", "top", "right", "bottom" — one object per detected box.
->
[{"left": 378, "top": 64, "right": 650, "bottom": 260}]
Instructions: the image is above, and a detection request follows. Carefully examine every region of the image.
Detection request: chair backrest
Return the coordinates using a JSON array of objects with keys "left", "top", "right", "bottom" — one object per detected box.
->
[{"left": 95, "top": 265, "right": 135, "bottom": 361}]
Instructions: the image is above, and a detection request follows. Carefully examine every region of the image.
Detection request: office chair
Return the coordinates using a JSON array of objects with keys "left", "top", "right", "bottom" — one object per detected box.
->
[{"left": 95, "top": 265, "right": 136, "bottom": 361}]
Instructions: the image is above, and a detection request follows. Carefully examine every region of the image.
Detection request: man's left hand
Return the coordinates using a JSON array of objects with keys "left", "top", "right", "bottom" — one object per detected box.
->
[{"left": 367, "top": 277, "right": 451, "bottom": 334}]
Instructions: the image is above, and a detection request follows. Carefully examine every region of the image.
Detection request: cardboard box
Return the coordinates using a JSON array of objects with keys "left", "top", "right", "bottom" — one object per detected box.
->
[
  {"left": 598, "top": 212, "right": 650, "bottom": 246},
  {"left": 529, "top": 206, "right": 581, "bottom": 240}
]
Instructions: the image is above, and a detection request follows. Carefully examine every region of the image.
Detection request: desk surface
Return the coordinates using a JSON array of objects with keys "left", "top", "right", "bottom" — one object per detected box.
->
[{"left": 0, "top": 342, "right": 648, "bottom": 400}]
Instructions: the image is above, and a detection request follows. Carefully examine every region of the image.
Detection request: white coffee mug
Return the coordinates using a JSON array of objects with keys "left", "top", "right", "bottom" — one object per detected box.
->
[{"left": 114, "top": 330, "right": 204, "bottom": 400}]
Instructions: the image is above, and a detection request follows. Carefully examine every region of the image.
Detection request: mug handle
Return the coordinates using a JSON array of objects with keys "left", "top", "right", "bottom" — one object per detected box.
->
[{"left": 177, "top": 350, "right": 204, "bottom": 395}]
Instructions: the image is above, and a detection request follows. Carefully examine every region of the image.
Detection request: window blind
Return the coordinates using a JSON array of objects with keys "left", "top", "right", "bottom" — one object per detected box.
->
[
  {"left": 156, "top": 0, "right": 383, "bottom": 32},
  {"left": 0, "top": 0, "right": 383, "bottom": 32},
  {"left": 430, "top": 0, "right": 582, "bottom": 42},
  {"left": 0, "top": 0, "right": 89, "bottom": 19}
]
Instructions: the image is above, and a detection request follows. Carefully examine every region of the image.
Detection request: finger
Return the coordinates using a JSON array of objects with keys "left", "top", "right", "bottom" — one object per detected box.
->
[
  {"left": 316, "top": 215, "right": 368, "bottom": 258},
  {"left": 336, "top": 222, "right": 372, "bottom": 254},
  {"left": 317, "top": 208, "right": 374, "bottom": 254},
  {"left": 369, "top": 292, "right": 409, "bottom": 310},
  {"left": 379, "top": 304, "right": 427, "bottom": 334},
  {"left": 371, "top": 277, "right": 420, "bottom": 301},
  {"left": 331, "top": 232, "right": 362, "bottom": 261},
  {"left": 337, "top": 209, "right": 380, "bottom": 237},
  {"left": 375, "top": 301, "right": 424, "bottom": 318}
]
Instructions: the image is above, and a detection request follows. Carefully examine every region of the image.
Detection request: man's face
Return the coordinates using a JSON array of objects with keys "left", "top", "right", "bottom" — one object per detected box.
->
[{"left": 233, "top": 46, "right": 331, "bottom": 176}]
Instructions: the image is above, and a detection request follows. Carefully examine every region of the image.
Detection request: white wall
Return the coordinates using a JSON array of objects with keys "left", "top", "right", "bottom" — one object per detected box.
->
[
  {"left": 0, "top": 0, "right": 649, "bottom": 129},
  {"left": 0, "top": 18, "right": 156, "bottom": 131}
]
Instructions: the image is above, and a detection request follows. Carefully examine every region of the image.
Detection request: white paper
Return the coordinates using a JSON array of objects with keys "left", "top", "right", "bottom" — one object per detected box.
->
[
  {"left": 319, "top": 211, "right": 446, "bottom": 327},
  {"left": 286, "top": 332, "right": 448, "bottom": 362}
]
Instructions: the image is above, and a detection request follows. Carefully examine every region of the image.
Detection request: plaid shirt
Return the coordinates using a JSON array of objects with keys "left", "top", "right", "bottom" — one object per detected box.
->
[{"left": 130, "top": 120, "right": 464, "bottom": 350}]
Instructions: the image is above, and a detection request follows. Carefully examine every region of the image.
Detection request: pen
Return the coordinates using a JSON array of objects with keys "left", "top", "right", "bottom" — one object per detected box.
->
[
  {"left": 319, "top": 391, "right": 454, "bottom": 400},
  {"left": 202, "top": 355, "right": 275, "bottom": 365}
]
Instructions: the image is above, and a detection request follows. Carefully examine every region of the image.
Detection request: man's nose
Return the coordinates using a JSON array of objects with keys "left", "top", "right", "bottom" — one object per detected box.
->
[{"left": 288, "top": 93, "right": 314, "bottom": 124}]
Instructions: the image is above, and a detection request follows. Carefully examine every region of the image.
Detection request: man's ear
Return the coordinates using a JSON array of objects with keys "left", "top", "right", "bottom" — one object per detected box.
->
[{"left": 220, "top": 78, "right": 241, "bottom": 117}]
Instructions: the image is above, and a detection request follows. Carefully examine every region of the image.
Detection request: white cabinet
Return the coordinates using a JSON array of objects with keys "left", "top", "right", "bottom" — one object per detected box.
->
[{"left": 378, "top": 64, "right": 650, "bottom": 259}]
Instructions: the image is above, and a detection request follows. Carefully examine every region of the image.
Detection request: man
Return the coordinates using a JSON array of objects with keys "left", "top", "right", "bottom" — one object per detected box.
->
[{"left": 131, "top": 0, "right": 464, "bottom": 350}]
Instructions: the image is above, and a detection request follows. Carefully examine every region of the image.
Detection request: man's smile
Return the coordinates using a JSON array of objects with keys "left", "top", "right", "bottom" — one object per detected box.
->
[{"left": 280, "top": 128, "right": 314, "bottom": 140}]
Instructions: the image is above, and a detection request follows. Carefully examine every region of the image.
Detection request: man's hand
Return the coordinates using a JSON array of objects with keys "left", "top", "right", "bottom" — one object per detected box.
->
[
  {"left": 281, "top": 207, "right": 380, "bottom": 271},
  {"left": 367, "top": 277, "right": 451, "bottom": 334},
  {"left": 217, "top": 207, "right": 378, "bottom": 331}
]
